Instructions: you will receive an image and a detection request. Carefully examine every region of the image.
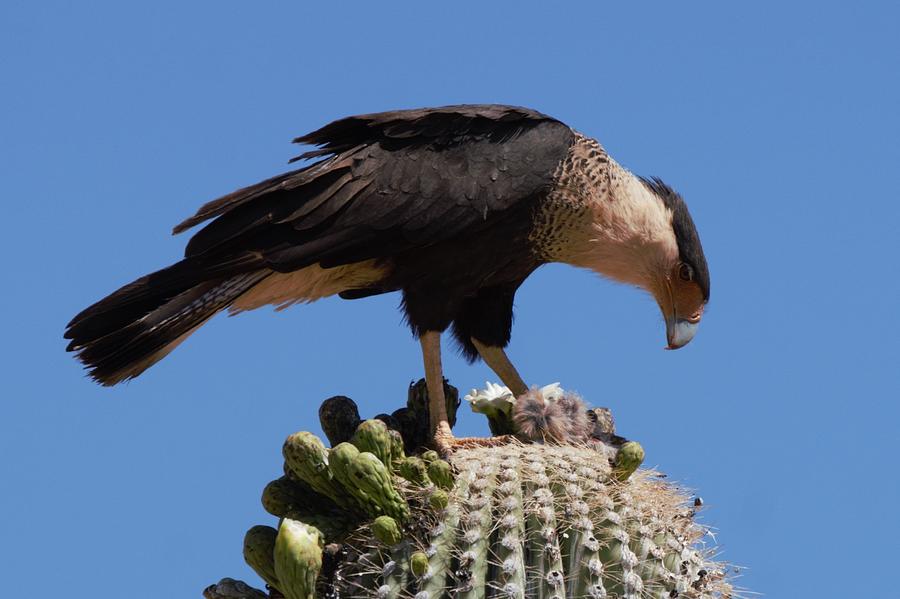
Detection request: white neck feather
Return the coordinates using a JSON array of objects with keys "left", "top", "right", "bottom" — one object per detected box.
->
[{"left": 569, "top": 160, "right": 678, "bottom": 290}]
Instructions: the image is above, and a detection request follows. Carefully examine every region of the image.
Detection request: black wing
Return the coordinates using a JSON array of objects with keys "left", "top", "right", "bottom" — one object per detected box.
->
[{"left": 174, "top": 104, "right": 574, "bottom": 272}]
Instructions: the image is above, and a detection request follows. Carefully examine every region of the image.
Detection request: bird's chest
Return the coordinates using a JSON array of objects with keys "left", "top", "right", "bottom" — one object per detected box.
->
[{"left": 388, "top": 211, "right": 540, "bottom": 298}]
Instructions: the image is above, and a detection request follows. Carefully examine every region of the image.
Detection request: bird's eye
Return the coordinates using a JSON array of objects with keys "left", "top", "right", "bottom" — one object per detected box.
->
[{"left": 678, "top": 263, "right": 693, "bottom": 281}]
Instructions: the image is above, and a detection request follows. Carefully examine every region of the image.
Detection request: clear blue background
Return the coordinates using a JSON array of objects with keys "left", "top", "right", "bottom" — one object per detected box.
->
[{"left": 2, "top": 2, "right": 897, "bottom": 597}]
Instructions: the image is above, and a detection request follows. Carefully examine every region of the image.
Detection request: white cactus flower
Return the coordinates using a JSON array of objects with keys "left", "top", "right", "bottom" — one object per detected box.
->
[
  {"left": 464, "top": 381, "right": 514, "bottom": 404},
  {"left": 465, "top": 381, "right": 569, "bottom": 415},
  {"left": 464, "top": 381, "right": 516, "bottom": 415}
]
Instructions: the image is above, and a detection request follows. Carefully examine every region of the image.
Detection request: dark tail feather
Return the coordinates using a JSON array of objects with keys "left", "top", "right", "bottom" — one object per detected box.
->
[{"left": 66, "top": 264, "right": 267, "bottom": 385}]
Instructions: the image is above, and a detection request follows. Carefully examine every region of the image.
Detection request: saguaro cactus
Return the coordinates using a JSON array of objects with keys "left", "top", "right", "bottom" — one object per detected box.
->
[{"left": 212, "top": 384, "right": 734, "bottom": 599}]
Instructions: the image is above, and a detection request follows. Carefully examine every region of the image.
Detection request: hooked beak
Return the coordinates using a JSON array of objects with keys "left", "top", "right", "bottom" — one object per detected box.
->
[
  {"left": 665, "top": 318, "right": 699, "bottom": 350},
  {"left": 658, "top": 276, "right": 705, "bottom": 350}
]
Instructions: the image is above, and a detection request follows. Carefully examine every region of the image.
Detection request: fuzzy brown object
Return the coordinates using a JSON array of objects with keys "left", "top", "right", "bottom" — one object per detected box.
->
[{"left": 512, "top": 388, "right": 590, "bottom": 443}]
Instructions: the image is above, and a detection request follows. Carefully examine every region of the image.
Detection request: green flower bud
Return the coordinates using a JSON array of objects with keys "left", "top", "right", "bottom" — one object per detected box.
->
[
  {"left": 261, "top": 477, "right": 308, "bottom": 518},
  {"left": 328, "top": 442, "right": 361, "bottom": 482},
  {"left": 283, "top": 432, "right": 349, "bottom": 509},
  {"left": 371, "top": 515, "right": 403, "bottom": 546},
  {"left": 351, "top": 419, "right": 393, "bottom": 467},
  {"left": 349, "top": 451, "right": 410, "bottom": 521},
  {"left": 410, "top": 551, "right": 429, "bottom": 578},
  {"left": 427, "top": 459, "right": 455, "bottom": 490},
  {"left": 274, "top": 519, "right": 323, "bottom": 599},
  {"left": 398, "top": 457, "right": 429, "bottom": 486},
  {"left": 329, "top": 442, "right": 385, "bottom": 514},
  {"left": 283, "top": 511, "right": 353, "bottom": 543},
  {"left": 428, "top": 489, "right": 449, "bottom": 511},
  {"left": 243, "top": 525, "right": 279, "bottom": 591},
  {"left": 613, "top": 441, "right": 645, "bottom": 481},
  {"left": 388, "top": 429, "right": 405, "bottom": 471}
]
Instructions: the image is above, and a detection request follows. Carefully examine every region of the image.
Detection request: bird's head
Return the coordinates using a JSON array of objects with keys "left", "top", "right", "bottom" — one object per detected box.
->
[
  {"left": 578, "top": 171, "right": 709, "bottom": 350},
  {"left": 640, "top": 177, "right": 710, "bottom": 350}
]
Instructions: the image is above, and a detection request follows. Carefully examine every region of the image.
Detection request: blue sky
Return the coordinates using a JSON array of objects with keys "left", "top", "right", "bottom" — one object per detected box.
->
[{"left": 2, "top": 1, "right": 898, "bottom": 597}]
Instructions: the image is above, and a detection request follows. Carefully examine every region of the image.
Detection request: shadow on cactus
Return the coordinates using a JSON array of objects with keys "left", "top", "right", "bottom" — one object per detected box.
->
[{"left": 208, "top": 380, "right": 736, "bottom": 599}]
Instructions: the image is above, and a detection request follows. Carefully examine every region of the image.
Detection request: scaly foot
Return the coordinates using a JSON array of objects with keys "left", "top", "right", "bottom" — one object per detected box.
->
[{"left": 431, "top": 422, "right": 515, "bottom": 457}]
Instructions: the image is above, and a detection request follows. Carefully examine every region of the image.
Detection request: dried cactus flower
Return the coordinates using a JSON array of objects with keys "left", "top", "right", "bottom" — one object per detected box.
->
[
  {"left": 318, "top": 395, "right": 361, "bottom": 447},
  {"left": 203, "top": 578, "right": 268, "bottom": 599},
  {"left": 394, "top": 379, "right": 461, "bottom": 452}
]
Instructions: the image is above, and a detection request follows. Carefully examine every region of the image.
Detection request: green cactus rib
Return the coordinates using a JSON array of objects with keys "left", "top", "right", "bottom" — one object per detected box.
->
[
  {"left": 421, "top": 472, "right": 470, "bottom": 598},
  {"left": 382, "top": 540, "right": 412, "bottom": 599},
  {"left": 455, "top": 453, "right": 498, "bottom": 599},
  {"left": 334, "top": 442, "right": 732, "bottom": 599},
  {"left": 522, "top": 448, "right": 565, "bottom": 599},
  {"left": 493, "top": 453, "right": 526, "bottom": 599}
]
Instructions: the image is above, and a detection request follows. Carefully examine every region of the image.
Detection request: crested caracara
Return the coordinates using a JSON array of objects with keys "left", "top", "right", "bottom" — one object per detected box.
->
[{"left": 65, "top": 105, "right": 709, "bottom": 452}]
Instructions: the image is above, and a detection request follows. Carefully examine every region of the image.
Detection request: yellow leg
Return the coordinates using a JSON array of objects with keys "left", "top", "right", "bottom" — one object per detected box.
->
[
  {"left": 421, "top": 332, "right": 519, "bottom": 456},
  {"left": 471, "top": 338, "right": 528, "bottom": 396},
  {"left": 420, "top": 331, "right": 455, "bottom": 453}
]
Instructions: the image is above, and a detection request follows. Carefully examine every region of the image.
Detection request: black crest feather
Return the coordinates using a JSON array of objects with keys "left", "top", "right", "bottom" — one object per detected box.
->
[{"left": 640, "top": 177, "right": 710, "bottom": 300}]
